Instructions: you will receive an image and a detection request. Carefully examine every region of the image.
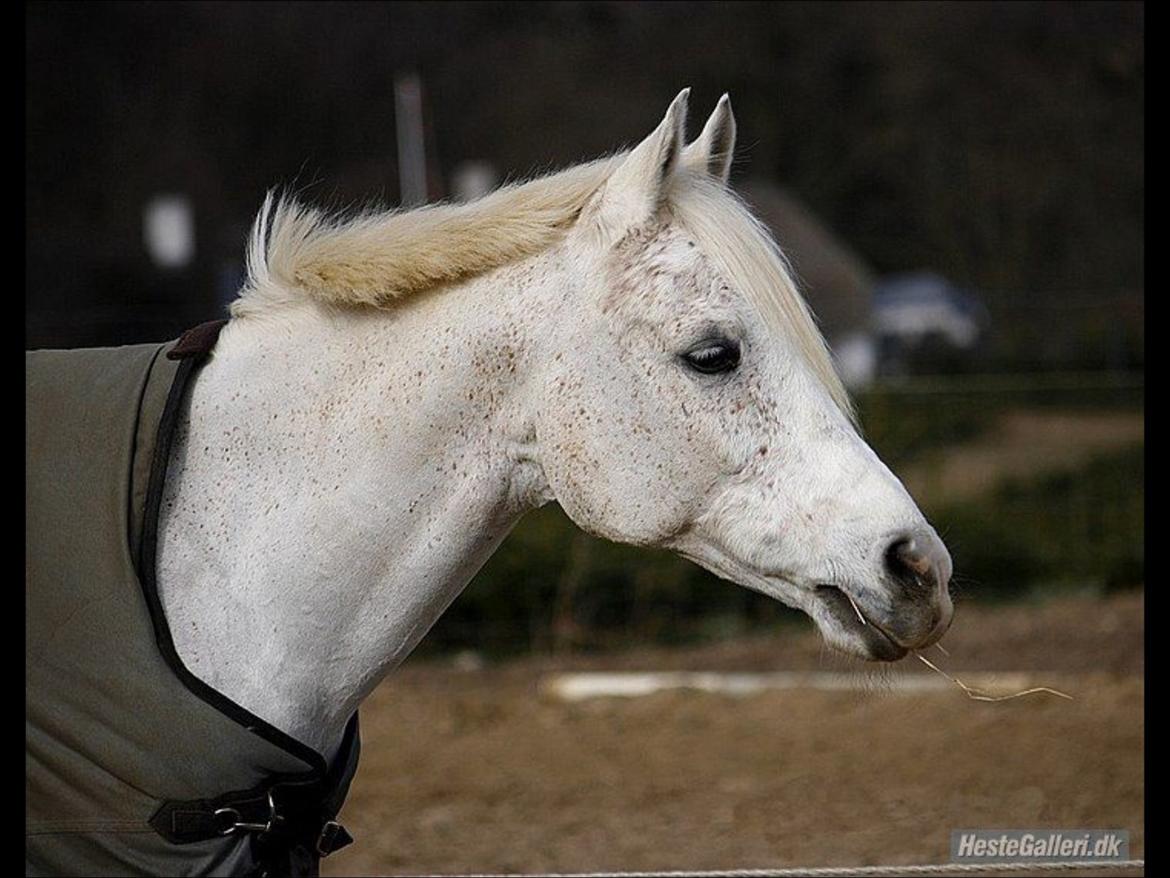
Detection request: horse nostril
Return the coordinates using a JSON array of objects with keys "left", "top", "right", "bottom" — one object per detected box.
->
[
  {"left": 884, "top": 532, "right": 947, "bottom": 598},
  {"left": 880, "top": 531, "right": 955, "bottom": 648},
  {"left": 888, "top": 536, "right": 931, "bottom": 576}
]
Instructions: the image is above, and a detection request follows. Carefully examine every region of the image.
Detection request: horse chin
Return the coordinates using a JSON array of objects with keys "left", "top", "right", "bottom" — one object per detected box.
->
[
  {"left": 671, "top": 544, "right": 912, "bottom": 663},
  {"left": 811, "top": 585, "right": 909, "bottom": 662}
]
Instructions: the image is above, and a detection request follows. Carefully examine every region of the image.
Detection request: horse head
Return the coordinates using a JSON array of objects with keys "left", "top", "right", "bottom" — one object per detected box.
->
[{"left": 536, "top": 90, "right": 952, "bottom": 660}]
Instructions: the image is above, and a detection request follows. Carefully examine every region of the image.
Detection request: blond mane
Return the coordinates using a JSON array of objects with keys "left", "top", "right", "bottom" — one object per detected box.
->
[
  {"left": 232, "top": 156, "right": 623, "bottom": 317},
  {"left": 232, "top": 156, "right": 852, "bottom": 417}
]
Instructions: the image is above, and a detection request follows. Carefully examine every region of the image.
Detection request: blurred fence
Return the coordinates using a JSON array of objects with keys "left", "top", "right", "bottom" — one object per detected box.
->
[{"left": 420, "top": 371, "right": 1144, "bottom": 659}]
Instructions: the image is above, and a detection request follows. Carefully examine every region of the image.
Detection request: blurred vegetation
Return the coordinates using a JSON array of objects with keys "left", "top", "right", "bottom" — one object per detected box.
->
[
  {"left": 858, "top": 374, "right": 1144, "bottom": 466},
  {"left": 421, "top": 382, "right": 1145, "bottom": 659},
  {"left": 939, "top": 444, "right": 1144, "bottom": 601},
  {"left": 418, "top": 503, "right": 808, "bottom": 660}
]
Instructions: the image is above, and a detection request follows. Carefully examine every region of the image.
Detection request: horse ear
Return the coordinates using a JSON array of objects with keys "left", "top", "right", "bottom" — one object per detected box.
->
[
  {"left": 590, "top": 88, "right": 689, "bottom": 237},
  {"left": 681, "top": 94, "right": 736, "bottom": 183}
]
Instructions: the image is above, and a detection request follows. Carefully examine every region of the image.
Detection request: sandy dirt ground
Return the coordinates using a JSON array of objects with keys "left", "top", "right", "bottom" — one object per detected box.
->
[{"left": 324, "top": 592, "right": 1144, "bottom": 876}]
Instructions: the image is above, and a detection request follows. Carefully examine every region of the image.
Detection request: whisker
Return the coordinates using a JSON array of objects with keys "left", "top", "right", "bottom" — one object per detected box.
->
[{"left": 843, "top": 592, "right": 868, "bottom": 626}]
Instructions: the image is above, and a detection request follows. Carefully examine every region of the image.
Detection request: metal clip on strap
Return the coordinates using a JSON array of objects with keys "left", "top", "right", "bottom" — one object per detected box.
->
[
  {"left": 213, "top": 787, "right": 353, "bottom": 858},
  {"left": 215, "top": 789, "right": 280, "bottom": 836}
]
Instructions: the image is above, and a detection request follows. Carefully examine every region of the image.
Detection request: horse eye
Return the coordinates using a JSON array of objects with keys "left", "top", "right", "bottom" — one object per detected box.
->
[{"left": 681, "top": 339, "right": 741, "bottom": 375}]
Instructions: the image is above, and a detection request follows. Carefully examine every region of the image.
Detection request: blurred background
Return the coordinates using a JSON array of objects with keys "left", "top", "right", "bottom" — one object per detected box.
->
[{"left": 27, "top": 3, "right": 1143, "bottom": 874}]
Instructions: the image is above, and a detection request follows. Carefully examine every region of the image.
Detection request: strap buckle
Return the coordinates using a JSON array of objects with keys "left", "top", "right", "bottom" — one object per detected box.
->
[
  {"left": 210, "top": 788, "right": 352, "bottom": 857},
  {"left": 214, "top": 788, "right": 280, "bottom": 837}
]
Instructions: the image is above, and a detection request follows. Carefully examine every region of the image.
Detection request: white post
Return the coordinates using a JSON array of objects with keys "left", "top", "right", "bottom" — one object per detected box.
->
[
  {"left": 394, "top": 72, "right": 428, "bottom": 207},
  {"left": 143, "top": 194, "right": 195, "bottom": 269}
]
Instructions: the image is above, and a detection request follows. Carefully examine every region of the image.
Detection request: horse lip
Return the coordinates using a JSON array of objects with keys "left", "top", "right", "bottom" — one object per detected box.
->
[
  {"left": 815, "top": 583, "right": 884, "bottom": 631},
  {"left": 815, "top": 584, "right": 908, "bottom": 661}
]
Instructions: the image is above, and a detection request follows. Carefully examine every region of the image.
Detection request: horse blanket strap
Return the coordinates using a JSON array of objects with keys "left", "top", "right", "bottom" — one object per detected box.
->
[
  {"left": 167, "top": 317, "right": 230, "bottom": 360},
  {"left": 150, "top": 716, "right": 360, "bottom": 874},
  {"left": 27, "top": 321, "right": 361, "bottom": 877}
]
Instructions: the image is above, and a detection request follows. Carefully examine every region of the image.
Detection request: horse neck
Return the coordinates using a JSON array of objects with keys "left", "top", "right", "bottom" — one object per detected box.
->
[{"left": 156, "top": 251, "right": 567, "bottom": 757}]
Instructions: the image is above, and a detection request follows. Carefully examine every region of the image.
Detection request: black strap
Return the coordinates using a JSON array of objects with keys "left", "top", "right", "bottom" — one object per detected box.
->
[
  {"left": 150, "top": 714, "right": 360, "bottom": 867},
  {"left": 137, "top": 320, "right": 333, "bottom": 776},
  {"left": 143, "top": 318, "right": 362, "bottom": 874}
]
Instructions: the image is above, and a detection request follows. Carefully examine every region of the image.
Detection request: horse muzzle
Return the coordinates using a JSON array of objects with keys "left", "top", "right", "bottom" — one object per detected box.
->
[{"left": 815, "top": 528, "right": 954, "bottom": 662}]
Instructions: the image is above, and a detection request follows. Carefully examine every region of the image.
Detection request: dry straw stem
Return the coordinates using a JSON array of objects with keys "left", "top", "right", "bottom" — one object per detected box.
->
[
  {"left": 913, "top": 651, "right": 1074, "bottom": 702},
  {"left": 842, "top": 590, "right": 1072, "bottom": 702}
]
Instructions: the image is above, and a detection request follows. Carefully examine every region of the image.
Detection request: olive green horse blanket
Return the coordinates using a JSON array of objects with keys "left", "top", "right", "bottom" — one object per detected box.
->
[{"left": 26, "top": 324, "right": 359, "bottom": 877}]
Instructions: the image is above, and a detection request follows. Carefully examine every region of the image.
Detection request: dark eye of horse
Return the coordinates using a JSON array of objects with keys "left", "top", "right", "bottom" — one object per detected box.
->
[{"left": 681, "top": 339, "right": 741, "bottom": 375}]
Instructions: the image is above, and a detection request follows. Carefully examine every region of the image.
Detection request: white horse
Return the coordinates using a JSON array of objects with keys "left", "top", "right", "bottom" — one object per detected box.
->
[{"left": 158, "top": 89, "right": 952, "bottom": 764}]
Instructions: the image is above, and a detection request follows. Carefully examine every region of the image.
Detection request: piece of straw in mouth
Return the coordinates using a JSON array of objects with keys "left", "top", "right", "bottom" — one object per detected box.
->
[
  {"left": 842, "top": 592, "right": 1067, "bottom": 701},
  {"left": 844, "top": 592, "right": 868, "bottom": 627},
  {"left": 914, "top": 650, "right": 1073, "bottom": 702}
]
